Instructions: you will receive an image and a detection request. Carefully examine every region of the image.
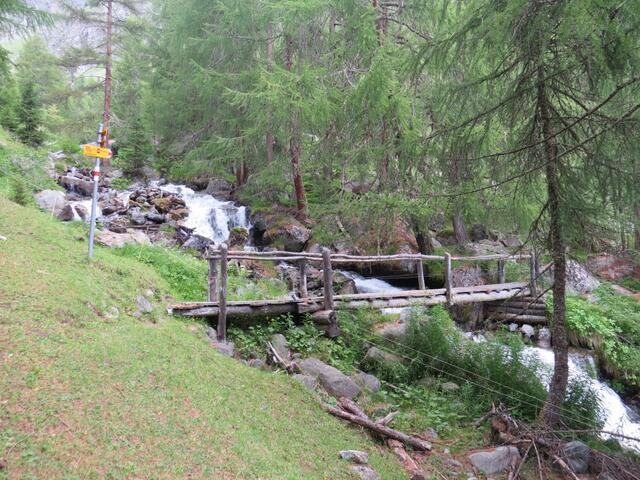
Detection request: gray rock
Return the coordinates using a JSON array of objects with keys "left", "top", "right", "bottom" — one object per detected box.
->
[
  {"left": 136, "top": 295, "right": 153, "bottom": 314},
  {"left": 282, "top": 224, "right": 312, "bottom": 252},
  {"left": 378, "top": 323, "right": 408, "bottom": 344},
  {"left": 58, "top": 175, "right": 94, "bottom": 196},
  {"left": 145, "top": 212, "right": 166, "bottom": 224},
  {"left": 339, "top": 450, "right": 369, "bottom": 465},
  {"left": 466, "top": 240, "right": 508, "bottom": 256},
  {"left": 469, "top": 224, "right": 489, "bottom": 242},
  {"left": 445, "top": 458, "right": 463, "bottom": 469},
  {"left": 57, "top": 204, "right": 78, "bottom": 221},
  {"left": 293, "top": 374, "right": 317, "bottom": 391},
  {"left": 441, "top": 381, "right": 460, "bottom": 392},
  {"left": 546, "top": 259, "right": 600, "bottom": 295},
  {"left": 131, "top": 212, "right": 147, "bottom": 225},
  {"left": 352, "top": 372, "right": 381, "bottom": 393},
  {"left": 0, "top": 234, "right": 6, "bottom": 241},
  {"left": 35, "top": 190, "right": 66, "bottom": 216},
  {"left": 468, "top": 446, "right": 521, "bottom": 476},
  {"left": 105, "top": 306, "right": 120, "bottom": 320},
  {"left": 520, "top": 324, "right": 535, "bottom": 339},
  {"left": 205, "top": 178, "right": 233, "bottom": 198},
  {"left": 362, "top": 346, "right": 402, "bottom": 366},
  {"left": 207, "top": 327, "right": 217, "bottom": 341},
  {"left": 537, "top": 327, "right": 551, "bottom": 348},
  {"left": 212, "top": 341, "right": 235, "bottom": 357},
  {"left": 182, "top": 234, "right": 214, "bottom": 252},
  {"left": 97, "top": 230, "right": 151, "bottom": 248},
  {"left": 350, "top": 465, "right": 380, "bottom": 480},
  {"left": 509, "top": 323, "right": 519, "bottom": 332},
  {"left": 559, "top": 441, "right": 590, "bottom": 474},
  {"left": 501, "top": 234, "right": 523, "bottom": 248},
  {"left": 248, "top": 358, "right": 266, "bottom": 369},
  {"left": 269, "top": 334, "right": 290, "bottom": 361},
  {"left": 298, "top": 358, "right": 361, "bottom": 399}
]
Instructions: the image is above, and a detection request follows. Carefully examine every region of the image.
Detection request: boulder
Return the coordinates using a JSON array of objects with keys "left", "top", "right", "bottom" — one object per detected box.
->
[
  {"left": 339, "top": 450, "right": 369, "bottom": 465},
  {"left": 559, "top": 441, "right": 590, "bottom": 474},
  {"left": 182, "top": 234, "right": 214, "bottom": 252},
  {"left": 469, "top": 224, "right": 489, "bottom": 242},
  {"left": 350, "top": 465, "right": 380, "bottom": 480},
  {"left": 520, "top": 324, "right": 535, "bottom": 339},
  {"left": 376, "top": 322, "right": 408, "bottom": 344},
  {"left": 362, "top": 346, "right": 402, "bottom": 366},
  {"left": 96, "top": 230, "right": 150, "bottom": 248},
  {"left": 35, "top": 190, "right": 66, "bottom": 217},
  {"left": 537, "top": 327, "right": 551, "bottom": 348},
  {"left": 441, "top": 381, "right": 460, "bottom": 393},
  {"left": 211, "top": 341, "right": 235, "bottom": 357},
  {"left": 145, "top": 211, "right": 166, "bottom": 224},
  {"left": 468, "top": 446, "right": 521, "bottom": 476},
  {"left": 248, "top": 358, "right": 266, "bottom": 370},
  {"left": 131, "top": 211, "right": 147, "bottom": 225},
  {"left": 547, "top": 259, "right": 600, "bottom": 294},
  {"left": 587, "top": 253, "right": 638, "bottom": 281},
  {"left": 500, "top": 234, "right": 523, "bottom": 248},
  {"left": 281, "top": 224, "right": 312, "bottom": 252},
  {"left": 466, "top": 240, "right": 508, "bottom": 256},
  {"left": 167, "top": 207, "right": 189, "bottom": 221},
  {"left": 136, "top": 295, "right": 153, "bottom": 314},
  {"left": 269, "top": 334, "right": 290, "bottom": 361},
  {"left": 293, "top": 374, "right": 318, "bottom": 391},
  {"left": 58, "top": 175, "right": 94, "bottom": 196},
  {"left": 352, "top": 372, "right": 381, "bottom": 393},
  {"left": 205, "top": 178, "right": 234, "bottom": 199},
  {"left": 57, "top": 204, "right": 84, "bottom": 222},
  {"left": 298, "top": 358, "right": 361, "bottom": 399},
  {"left": 228, "top": 227, "right": 249, "bottom": 249}
]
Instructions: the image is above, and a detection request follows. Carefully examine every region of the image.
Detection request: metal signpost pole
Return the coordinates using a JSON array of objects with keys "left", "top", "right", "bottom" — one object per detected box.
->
[{"left": 87, "top": 123, "right": 104, "bottom": 259}]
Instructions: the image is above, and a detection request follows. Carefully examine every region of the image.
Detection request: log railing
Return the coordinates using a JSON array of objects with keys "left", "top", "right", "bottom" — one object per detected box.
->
[{"left": 205, "top": 245, "right": 537, "bottom": 341}]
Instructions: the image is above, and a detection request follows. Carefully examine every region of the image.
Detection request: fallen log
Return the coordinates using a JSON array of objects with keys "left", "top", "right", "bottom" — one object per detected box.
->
[
  {"left": 326, "top": 405, "right": 432, "bottom": 451},
  {"left": 489, "top": 313, "right": 548, "bottom": 324},
  {"left": 388, "top": 439, "right": 427, "bottom": 480}
]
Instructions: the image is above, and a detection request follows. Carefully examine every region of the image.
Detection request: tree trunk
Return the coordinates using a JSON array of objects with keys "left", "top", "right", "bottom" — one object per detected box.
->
[
  {"left": 452, "top": 212, "right": 468, "bottom": 245},
  {"left": 635, "top": 202, "right": 640, "bottom": 251},
  {"left": 286, "top": 35, "right": 307, "bottom": 215},
  {"left": 102, "top": 0, "right": 113, "bottom": 164},
  {"left": 266, "top": 26, "right": 274, "bottom": 164},
  {"left": 538, "top": 70, "right": 568, "bottom": 429}
]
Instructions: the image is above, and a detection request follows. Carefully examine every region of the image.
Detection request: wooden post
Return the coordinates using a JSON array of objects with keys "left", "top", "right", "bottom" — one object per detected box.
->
[
  {"left": 298, "top": 258, "right": 308, "bottom": 299},
  {"left": 416, "top": 259, "right": 426, "bottom": 290},
  {"left": 444, "top": 252, "right": 453, "bottom": 305},
  {"left": 530, "top": 251, "right": 538, "bottom": 297},
  {"left": 217, "top": 243, "right": 228, "bottom": 342},
  {"left": 497, "top": 259, "right": 506, "bottom": 284},
  {"left": 322, "top": 247, "right": 334, "bottom": 311},
  {"left": 207, "top": 249, "right": 218, "bottom": 302}
]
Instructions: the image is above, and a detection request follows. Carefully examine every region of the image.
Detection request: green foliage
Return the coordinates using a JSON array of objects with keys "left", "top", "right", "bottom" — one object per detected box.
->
[
  {"left": 57, "top": 137, "right": 81, "bottom": 155},
  {"left": 11, "top": 176, "right": 29, "bottom": 206},
  {"left": 557, "top": 286, "right": 640, "bottom": 388},
  {"left": 118, "top": 116, "right": 150, "bottom": 177},
  {"left": 619, "top": 277, "right": 640, "bottom": 293}
]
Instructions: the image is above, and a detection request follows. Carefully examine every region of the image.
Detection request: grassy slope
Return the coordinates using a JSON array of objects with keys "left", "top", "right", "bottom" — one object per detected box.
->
[{"left": 0, "top": 197, "right": 403, "bottom": 479}]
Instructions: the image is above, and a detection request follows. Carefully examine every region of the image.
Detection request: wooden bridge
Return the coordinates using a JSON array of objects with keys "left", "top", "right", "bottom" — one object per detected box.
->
[{"left": 170, "top": 246, "right": 542, "bottom": 341}]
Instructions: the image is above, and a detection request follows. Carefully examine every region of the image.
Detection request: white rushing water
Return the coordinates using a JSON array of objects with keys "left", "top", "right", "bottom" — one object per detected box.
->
[
  {"left": 339, "top": 271, "right": 407, "bottom": 314},
  {"left": 523, "top": 346, "right": 640, "bottom": 451},
  {"left": 161, "top": 183, "right": 251, "bottom": 244}
]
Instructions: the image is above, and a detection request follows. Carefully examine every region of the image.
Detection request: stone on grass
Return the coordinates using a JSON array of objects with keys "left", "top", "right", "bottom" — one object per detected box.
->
[
  {"left": 362, "top": 346, "right": 402, "bottom": 365},
  {"left": 136, "top": 295, "right": 153, "bottom": 314},
  {"left": 212, "top": 341, "right": 235, "bottom": 358},
  {"left": 35, "top": 190, "right": 66, "bottom": 217},
  {"left": 207, "top": 327, "right": 217, "bottom": 341},
  {"left": 293, "top": 374, "right": 318, "bottom": 391},
  {"left": 352, "top": 372, "right": 381, "bottom": 393},
  {"left": 96, "top": 230, "right": 150, "bottom": 248},
  {"left": 377, "top": 323, "right": 407, "bottom": 343},
  {"left": 350, "top": 465, "right": 380, "bottom": 480},
  {"left": 468, "top": 446, "right": 521, "bottom": 476},
  {"left": 339, "top": 450, "right": 369, "bottom": 465},
  {"left": 269, "top": 333, "right": 290, "bottom": 360},
  {"left": 248, "top": 358, "right": 266, "bottom": 370},
  {"left": 441, "top": 382, "right": 460, "bottom": 393},
  {"left": 559, "top": 441, "right": 590, "bottom": 474},
  {"left": 298, "top": 358, "right": 361, "bottom": 399}
]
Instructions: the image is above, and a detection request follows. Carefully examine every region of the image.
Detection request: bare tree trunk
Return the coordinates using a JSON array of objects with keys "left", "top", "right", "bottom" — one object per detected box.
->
[
  {"left": 635, "top": 202, "right": 640, "bottom": 251},
  {"left": 453, "top": 212, "right": 468, "bottom": 245},
  {"left": 286, "top": 35, "right": 307, "bottom": 215},
  {"left": 538, "top": 69, "right": 568, "bottom": 429},
  {"left": 102, "top": 0, "right": 113, "bottom": 164},
  {"left": 266, "top": 25, "right": 274, "bottom": 164}
]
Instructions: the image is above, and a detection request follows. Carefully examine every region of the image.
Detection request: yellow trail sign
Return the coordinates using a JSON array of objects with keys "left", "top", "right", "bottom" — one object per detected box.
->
[{"left": 82, "top": 144, "right": 112, "bottom": 159}]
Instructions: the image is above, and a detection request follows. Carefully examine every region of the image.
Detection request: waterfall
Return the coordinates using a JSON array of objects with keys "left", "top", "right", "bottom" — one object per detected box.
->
[
  {"left": 523, "top": 346, "right": 640, "bottom": 451},
  {"left": 161, "top": 183, "right": 251, "bottom": 244}
]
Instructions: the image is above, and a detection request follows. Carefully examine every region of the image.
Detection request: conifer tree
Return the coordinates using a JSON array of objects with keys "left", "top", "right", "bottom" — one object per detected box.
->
[{"left": 17, "top": 81, "right": 43, "bottom": 147}]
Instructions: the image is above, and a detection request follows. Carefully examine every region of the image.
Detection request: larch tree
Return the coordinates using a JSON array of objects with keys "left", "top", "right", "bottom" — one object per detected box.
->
[{"left": 415, "top": 0, "right": 640, "bottom": 427}]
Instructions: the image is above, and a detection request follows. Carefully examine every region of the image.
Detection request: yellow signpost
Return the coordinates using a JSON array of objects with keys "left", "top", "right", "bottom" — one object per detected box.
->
[{"left": 82, "top": 144, "right": 112, "bottom": 159}]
